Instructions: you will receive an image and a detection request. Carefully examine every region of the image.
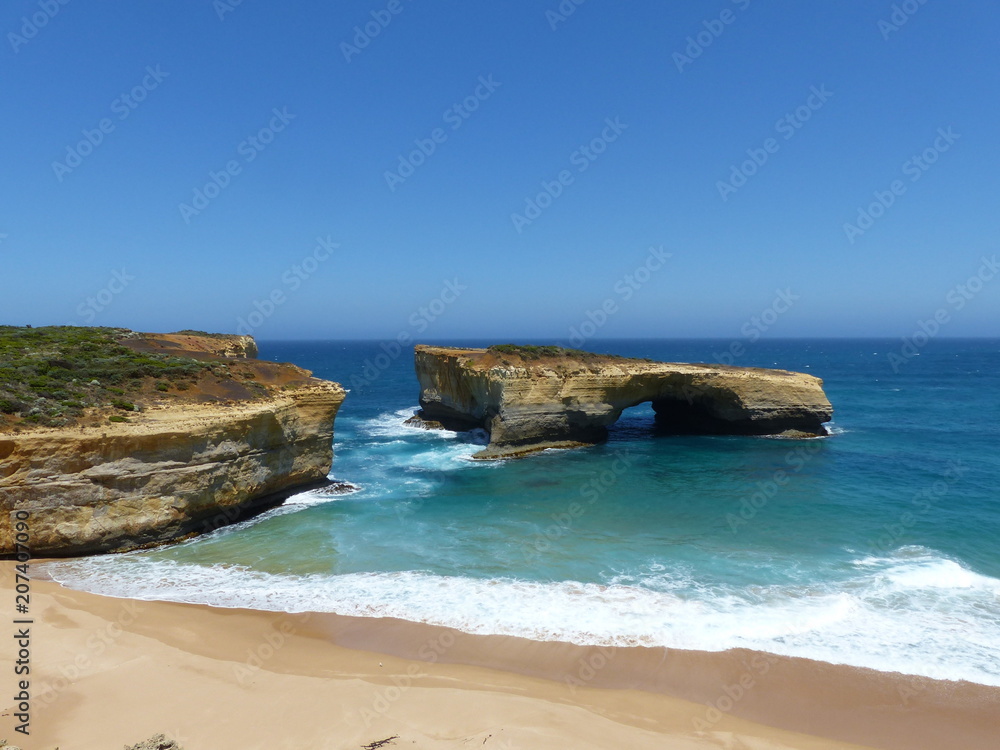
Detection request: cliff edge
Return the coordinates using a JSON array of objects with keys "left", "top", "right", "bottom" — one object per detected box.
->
[
  {"left": 412, "top": 345, "right": 832, "bottom": 459},
  {"left": 0, "top": 327, "right": 345, "bottom": 556}
]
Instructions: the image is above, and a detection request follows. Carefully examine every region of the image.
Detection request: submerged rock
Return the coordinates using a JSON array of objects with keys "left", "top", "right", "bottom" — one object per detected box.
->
[{"left": 125, "top": 734, "right": 183, "bottom": 750}]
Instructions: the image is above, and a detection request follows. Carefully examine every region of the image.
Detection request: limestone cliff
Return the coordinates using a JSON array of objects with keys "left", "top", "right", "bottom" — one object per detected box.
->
[
  {"left": 413, "top": 345, "right": 833, "bottom": 459},
  {"left": 0, "top": 330, "right": 345, "bottom": 556}
]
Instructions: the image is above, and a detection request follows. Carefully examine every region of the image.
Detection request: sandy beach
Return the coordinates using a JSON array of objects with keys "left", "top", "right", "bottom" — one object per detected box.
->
[{"left": 1, "top": 567, "right": 996, "bottom": 750}]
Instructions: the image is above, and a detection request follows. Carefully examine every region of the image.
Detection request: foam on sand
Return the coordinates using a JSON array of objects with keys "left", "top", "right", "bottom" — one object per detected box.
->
[{"left": 41, "top": 545, "right": 1000, "bottom": 687}]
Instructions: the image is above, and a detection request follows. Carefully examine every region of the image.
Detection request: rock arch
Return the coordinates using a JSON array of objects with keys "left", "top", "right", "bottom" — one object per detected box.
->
[{"left": 412, "top": 346, "right": 833, "bottom": 459}]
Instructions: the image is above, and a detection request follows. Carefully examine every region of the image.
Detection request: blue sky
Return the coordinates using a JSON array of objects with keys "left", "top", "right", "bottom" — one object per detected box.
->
[{"left": 2, "top": 0, "right": 998, "bottom": 341}]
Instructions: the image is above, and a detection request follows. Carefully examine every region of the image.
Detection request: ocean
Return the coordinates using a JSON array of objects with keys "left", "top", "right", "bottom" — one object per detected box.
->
[{"left": 41, "top": 339, "right": 1000, "bottom": 687}]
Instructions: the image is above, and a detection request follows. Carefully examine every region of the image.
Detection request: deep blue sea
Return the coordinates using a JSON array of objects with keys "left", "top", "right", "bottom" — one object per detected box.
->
[{"left": 43, "top": 339, "right": 1000, "bottom": 686}]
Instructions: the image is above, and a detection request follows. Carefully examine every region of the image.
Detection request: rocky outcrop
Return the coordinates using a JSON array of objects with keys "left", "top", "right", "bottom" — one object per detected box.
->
[
  {"left": 125, "top": 735, "right": 183, "bottom": 750},
  {"left": 0, "top": 333, "right": 345, "bottom": 556},
  {"left": 124, "top": 331, "right": 259, "bottom": 359},
  {"left": 413, "top": 346, "right": 833, "bottom": 459}
]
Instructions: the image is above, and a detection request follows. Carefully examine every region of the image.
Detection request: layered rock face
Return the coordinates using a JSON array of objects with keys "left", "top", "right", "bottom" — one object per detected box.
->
[
  {"left": 413, "top": 346, "right": 833, "bottom": 459},
  {"left": 0, "top": 334, "right": 345, "bottom": 556}
]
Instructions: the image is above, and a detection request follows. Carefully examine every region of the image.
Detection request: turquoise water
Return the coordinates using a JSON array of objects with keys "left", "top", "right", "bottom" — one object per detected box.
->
[{"left": 43, "top": 339, "right": 1000, "bottom": 685}]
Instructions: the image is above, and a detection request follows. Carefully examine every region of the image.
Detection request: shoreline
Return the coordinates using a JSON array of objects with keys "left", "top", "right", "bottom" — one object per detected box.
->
[{"left": 5, "top": 572, "right": 998, "bottom": 749}]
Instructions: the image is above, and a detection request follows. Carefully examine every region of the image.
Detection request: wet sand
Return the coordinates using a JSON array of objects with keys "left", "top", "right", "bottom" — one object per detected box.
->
[{"left": 2, "top": 570, "right": 997, "bottom": 749}]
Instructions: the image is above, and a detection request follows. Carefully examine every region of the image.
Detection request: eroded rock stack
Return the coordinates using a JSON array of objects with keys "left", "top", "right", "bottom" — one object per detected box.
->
[{"left": 412, "top": 345, "right": 832, "bottom": 459}]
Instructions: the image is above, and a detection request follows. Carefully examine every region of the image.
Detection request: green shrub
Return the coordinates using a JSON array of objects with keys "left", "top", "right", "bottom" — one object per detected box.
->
[
  {"left": 0, "top": 325, "right": 223, "bottom": 426},
  {"left": 486, "top": 344, "right": 628, "bottom": 362},
  {"left": 109, "top": 415, "right": 129, "bottom": 423}
]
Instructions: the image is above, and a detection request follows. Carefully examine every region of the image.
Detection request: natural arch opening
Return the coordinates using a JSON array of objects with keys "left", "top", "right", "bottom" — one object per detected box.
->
[
  {"left": 604, "top": 401, "right": 659, "bottom": 443},
  {"left": 650, "top": 394, "right": 731, "bottom": 435},
  {"left": 604, "top": 393, "right": 730, "bottom": 442}
]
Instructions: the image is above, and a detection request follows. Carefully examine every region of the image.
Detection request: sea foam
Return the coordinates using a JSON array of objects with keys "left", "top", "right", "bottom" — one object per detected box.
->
[{"left": 40, "top": 545, "right": 1000, "bottom": 687}]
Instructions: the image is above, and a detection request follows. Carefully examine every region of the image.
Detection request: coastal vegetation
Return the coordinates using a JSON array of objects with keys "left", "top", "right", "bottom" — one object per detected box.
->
[{"left": 0, "top": 325, "right": 214, "bottom": 428}]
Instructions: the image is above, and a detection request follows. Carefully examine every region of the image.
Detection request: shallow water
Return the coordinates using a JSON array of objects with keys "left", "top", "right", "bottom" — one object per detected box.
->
[{"left": 42, "top": 339, "right": 1000, "bottom": 686}]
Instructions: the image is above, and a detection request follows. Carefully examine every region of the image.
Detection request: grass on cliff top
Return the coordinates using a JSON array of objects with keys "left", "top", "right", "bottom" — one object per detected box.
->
[
  {"left": 487, "top": 344, "right": 651, "bottom": 363},
  {"left": 0, "top": 325, "right": 216, "bottom": 428}
]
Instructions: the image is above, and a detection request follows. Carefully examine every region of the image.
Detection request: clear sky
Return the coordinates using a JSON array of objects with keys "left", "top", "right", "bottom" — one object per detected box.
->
[{"left": 2, "top": 0, "right": 998, "bottom": 341}]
